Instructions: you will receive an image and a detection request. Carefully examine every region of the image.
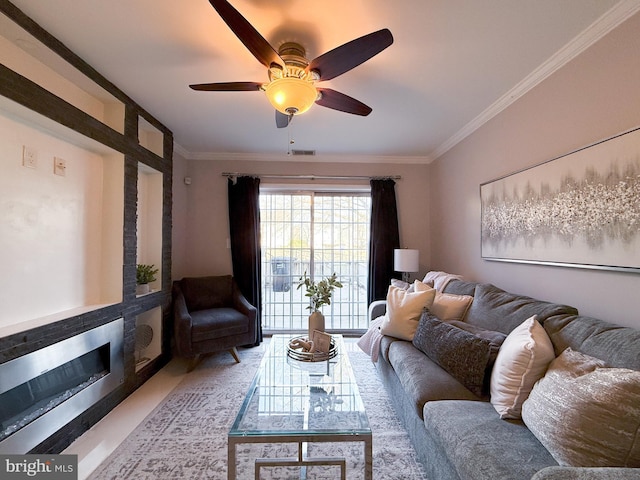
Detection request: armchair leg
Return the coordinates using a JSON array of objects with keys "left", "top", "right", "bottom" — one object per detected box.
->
[
  {"left": 230, "top": 347, "right": 240, "bottom": 363},
  {"left": 187, "top": 355, "right": 202, "bottom": 373}
]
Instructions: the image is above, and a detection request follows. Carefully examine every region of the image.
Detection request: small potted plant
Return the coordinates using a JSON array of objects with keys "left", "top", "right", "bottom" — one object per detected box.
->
[
  {"left": 136, "top": 264, "right": 158, "bottom": 295},
  {"left": 297, "top": 272, "right": 343, "bottom": 339}
]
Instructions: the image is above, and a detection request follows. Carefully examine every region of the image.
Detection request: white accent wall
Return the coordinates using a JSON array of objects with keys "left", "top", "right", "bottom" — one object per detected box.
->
[{"left": 0, "top": 112, "right": 123, "bottom": 332}]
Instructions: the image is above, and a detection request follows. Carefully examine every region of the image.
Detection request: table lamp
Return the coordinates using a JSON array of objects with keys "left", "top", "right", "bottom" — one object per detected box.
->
[{"left": 394, "top": 248, "right": 419, "bottom": 283}]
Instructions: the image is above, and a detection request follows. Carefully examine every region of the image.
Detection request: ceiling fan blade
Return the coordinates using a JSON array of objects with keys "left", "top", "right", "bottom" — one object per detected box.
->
[
  {"left": 209, "top": 0, "right": 284, "bottom": 69},
  {"left": 316, "top": 88, "right": 372, "bottom": 116},
  {"left": 308, "top": 28, "right": 393, "bottom": 81},
  {"left": 189, "top": 81, "right": 263, "bottom": 91},
  {"left": 275, "top": 110, "right": 292, "bottom": 128}
]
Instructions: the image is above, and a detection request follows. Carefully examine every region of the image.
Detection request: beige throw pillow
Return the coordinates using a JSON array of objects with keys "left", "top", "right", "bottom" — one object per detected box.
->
[
  {"left": 522, "top": 348, "right": 640, "bottom": 467},
  {"left": 379, "top": 280, "right": 436, "bottom": 341},
  {"left": 489, "top": 315, "right": 555, "bottom": 419},
  {"left": 430, "top": 292, "right": 473, "bottom": 322}
]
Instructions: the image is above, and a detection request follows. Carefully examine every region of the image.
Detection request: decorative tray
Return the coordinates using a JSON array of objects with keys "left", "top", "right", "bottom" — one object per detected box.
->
[{"left": 287, "top": 335, "right": 338, "bottom": 362}]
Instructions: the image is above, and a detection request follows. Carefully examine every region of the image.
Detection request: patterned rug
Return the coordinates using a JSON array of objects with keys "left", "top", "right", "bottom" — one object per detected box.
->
[{"left": 89, "top": 342, "right": 427, "bottom": 479}]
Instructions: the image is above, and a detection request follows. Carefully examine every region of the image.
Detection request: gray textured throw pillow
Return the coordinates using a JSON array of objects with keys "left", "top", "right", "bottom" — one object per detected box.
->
[
  {"left": 413, "top": 312, "right": 504, "bottom": 397},
  {"left": 522, "top": 348, "right": 640, "bottom": 467}
]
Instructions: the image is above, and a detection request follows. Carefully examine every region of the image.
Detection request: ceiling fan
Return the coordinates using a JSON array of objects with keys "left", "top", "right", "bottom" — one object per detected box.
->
[{"left": 190, "top": 0, "right": 394, "bottom": 128}]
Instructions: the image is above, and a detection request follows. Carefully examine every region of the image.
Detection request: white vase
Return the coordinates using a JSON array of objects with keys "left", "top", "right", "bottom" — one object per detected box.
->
[
  {"left": 308, "top": 311, "right": 325, "bottom": 339},
  {"left": 136, "top": 283, "right": 150, "bottom": 295}
]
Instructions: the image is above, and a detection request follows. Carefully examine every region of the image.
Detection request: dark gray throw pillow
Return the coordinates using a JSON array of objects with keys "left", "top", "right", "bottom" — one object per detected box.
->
[{"left": 413, "top": 311, "right": 505, "bottom": 397}]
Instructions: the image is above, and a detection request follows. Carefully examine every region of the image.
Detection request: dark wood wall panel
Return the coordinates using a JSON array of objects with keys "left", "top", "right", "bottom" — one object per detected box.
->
[{"left": 0, "top": 1, "right": 174, "bottom": 453}]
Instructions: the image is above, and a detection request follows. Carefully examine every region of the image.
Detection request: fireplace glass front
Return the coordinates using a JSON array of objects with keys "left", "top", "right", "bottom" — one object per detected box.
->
[{"left": 0, "top": 318, "right": 124, "bottom": 453}]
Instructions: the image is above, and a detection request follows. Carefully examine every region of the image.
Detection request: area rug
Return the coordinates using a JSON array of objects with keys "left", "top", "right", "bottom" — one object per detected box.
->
[{"left": 89, "top": 342, "right": 427, "bottom": 479}]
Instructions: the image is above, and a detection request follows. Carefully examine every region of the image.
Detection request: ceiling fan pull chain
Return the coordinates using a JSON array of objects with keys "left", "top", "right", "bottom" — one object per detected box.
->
[{"left": 287, "top": 117, "right": 295, "bottom": 156}]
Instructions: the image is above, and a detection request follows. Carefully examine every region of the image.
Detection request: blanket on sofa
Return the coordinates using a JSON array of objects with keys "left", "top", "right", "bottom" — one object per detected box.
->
[{"left": 357, "top": 316, "right": 385, "bottom": 361}]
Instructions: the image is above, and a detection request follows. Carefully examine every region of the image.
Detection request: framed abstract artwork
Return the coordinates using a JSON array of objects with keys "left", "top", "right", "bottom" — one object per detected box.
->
[{"left": 480, "top": 127, "right": 640, "bottom": 273}]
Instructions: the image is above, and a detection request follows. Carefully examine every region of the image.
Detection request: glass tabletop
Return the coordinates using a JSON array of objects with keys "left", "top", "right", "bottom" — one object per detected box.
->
[{"left": 229, "top": 334, "right": 370, "bottom": 437}]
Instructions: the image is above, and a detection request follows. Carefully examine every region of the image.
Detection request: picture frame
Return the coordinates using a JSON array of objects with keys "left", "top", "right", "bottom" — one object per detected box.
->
[
  {"left": 311, "top": 330, "right": 333, "bottom": 353},
  {"left": 480, "top": 126, "right": 640, "bottom": 273}
]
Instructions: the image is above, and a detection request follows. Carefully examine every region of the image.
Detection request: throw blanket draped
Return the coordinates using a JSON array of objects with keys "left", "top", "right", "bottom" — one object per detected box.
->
[
  {"left": 422, "top": 271, "right": 463, "bottom": 292},
  {"left": 357, "top": 316, "right": 385, "bottom": 362}
]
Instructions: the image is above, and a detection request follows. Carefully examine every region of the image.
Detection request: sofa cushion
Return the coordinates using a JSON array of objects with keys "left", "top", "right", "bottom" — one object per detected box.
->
[
  {"left": 388, "top": 340, "right": 478, "bottom": 418},
  {"left": 442, "top": 279, "right": 477, "bottom": 297},
  {"left": 531, "top": 466, "right": 640, "bottom": 480},
  {"left": 379, "top": 281, "right": 436, "bottom": 341},
  {"left": 449, "top": 320, "right": 507, "bottom": 346},
  {"left": 544, "top": 314, "right": 640, "bottom": 371},
  {"left": 190, "top": 308, "right": 249, "bottom": 342},
  {"left": 423, "top": 400, "right": 558, "bottom": 480},
  {"left": 465, "top": 283, "right": 578, "bottom": 334},
  {"left": 522, "top": 348, "right": 640, "bottom": 468},
  {"left": 413, "top": 312, "right": 503, "bottom": 397},
  {"left": 490, "top": 316, "right": 555, "bottom": 419},
  {"left": 430, "top": 292, "right": 474, "bottom": 322}
]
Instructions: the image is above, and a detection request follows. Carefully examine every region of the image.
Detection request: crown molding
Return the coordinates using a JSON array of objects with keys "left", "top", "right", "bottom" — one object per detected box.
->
[
  {"left": 427, "top": 0, "right": 640, "bottom": 163},
  {"left": 180, "top": 150, "right": 431, "bottom": 164},
  {"left": 172, "top": 141, "right": 190, "bottom": 159},
  {"left": 173, "top": 1, "right": 640, "bottom": 165}
]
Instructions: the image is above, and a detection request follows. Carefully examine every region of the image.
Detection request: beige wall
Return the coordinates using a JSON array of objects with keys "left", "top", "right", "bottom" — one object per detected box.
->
[
  {"left": 171, "top": 150, "right": 189, "bottom": 281},
  {"left": 430, "top": 11, "right": 640, "bottom": 328},
  {"left": 171, "top": 159, "right": 431, "bottom": 280}
]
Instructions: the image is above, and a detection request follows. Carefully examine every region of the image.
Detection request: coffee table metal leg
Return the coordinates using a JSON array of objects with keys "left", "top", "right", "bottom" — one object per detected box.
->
[
  {"left": 254, "top": 456, "right": 346, "bottom": 479},
  {"left": 364, "top": 435, "right": 373, "bottom": 480},
  {"left": 228, "top": 437, "right": 236, "bottom": 480}
]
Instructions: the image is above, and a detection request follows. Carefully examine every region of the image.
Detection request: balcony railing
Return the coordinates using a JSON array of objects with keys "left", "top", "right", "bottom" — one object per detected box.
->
[{"left": 262, "top": 259, "right": 369, "bottom": 333}]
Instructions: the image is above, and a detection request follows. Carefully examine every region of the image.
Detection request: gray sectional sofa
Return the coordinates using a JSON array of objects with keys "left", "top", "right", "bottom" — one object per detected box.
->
[{"left": 369, "top": 278, "right": 640, "bottom": 480}]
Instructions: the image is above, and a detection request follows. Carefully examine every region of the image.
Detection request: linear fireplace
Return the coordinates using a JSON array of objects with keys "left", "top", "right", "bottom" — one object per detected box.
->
[{"left": 0, "top": 318, "right": 124, "bottom": 453}]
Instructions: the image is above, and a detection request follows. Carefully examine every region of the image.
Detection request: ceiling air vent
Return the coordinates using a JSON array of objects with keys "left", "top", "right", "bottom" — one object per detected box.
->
[{"left": 290, "top": 149, "right": 316, "bottom": 156}]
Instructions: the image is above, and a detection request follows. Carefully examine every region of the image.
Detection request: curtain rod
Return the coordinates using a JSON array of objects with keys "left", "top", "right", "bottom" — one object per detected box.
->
[{"left": 221, "top": 172, "right": 401, "bottom": 181}]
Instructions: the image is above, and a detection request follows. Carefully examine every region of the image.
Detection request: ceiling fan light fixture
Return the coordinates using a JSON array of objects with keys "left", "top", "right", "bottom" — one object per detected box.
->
[{"left": 264, "top": 77, "right": 318, "bottom": 115}]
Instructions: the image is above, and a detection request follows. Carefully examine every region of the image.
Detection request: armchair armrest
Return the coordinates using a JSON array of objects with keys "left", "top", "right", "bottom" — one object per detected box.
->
[
  {"left": 173, "top": 282, "right": 194, "bottom": 357},
  {"left": 231, "top": 282, "right": 257, "bottom": 319},
  {"left": 231, "top": 280, "right": 258, "bottom": 344},
  {"left": 532, "top": 466, "right": 640, "bottom": 480}
]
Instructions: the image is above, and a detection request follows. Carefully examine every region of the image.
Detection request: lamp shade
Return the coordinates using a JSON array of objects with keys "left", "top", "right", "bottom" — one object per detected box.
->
[
  {"left": 264, "top": 77, "right": 318, "bottom": 115},
  {"left": 394, "top": 249, "right": 419, "bottom": 273}
]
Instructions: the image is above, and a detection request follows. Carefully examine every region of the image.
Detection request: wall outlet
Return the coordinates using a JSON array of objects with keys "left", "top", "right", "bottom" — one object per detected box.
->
[
  {"left": 22, "top": 145, "right": 37, "bottom": 168},
  {"left": 54, "top": 157, "right": 66, "bottom": 176}
]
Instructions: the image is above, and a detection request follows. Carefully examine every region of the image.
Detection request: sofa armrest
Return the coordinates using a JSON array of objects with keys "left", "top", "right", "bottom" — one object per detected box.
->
[
  {"left": 368, "top": 300, "right": 387, "bottom": 323},
  {"left": 532, "top": 466, "right": 640, "bottom": 480}
]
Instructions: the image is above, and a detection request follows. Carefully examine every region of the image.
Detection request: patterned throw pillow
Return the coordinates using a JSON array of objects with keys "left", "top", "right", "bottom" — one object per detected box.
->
[
  {"left": 522, "top": 348, "right": 640, "bottom": 467},
  {"left": 413, "top": 312, "right": 504, "bottom": 397}
]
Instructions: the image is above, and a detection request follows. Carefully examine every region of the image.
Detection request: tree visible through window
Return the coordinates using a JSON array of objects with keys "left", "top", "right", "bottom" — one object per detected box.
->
[{"left": 260, "top": 192, "right": 371, "bottom": 333}]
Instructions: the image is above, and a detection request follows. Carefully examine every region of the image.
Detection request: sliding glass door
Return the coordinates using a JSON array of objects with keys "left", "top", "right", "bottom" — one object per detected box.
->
[{"left": 260, "top": 191, "right": 370, "bottom": 334}]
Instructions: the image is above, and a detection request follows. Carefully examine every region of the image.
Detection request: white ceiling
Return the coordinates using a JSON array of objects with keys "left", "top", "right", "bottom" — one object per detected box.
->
[{"left": 6, "top": 0, "right": 639, "bottom": 162}]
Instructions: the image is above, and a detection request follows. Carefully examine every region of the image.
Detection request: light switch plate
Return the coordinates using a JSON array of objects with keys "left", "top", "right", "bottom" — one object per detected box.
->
[
  {"left": 54, "top": 157, "right": 66, "bottom": 176},
  {"left": 22, "top": 145, "right": 37, "bottom": 168}
]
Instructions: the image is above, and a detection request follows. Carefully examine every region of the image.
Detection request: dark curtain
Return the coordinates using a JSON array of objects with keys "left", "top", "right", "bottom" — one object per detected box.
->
[
  {"left": 228, "top": 176, "right": 262, "bottom": 344},
  {"left": 368, "top": 178, "right": 400, "bottom": 304}
]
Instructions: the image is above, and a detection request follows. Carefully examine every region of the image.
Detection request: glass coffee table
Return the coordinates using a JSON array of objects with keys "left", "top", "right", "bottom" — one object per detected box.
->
[{"left": 228, "top": 334, "right": 372, "bottom": 479}]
